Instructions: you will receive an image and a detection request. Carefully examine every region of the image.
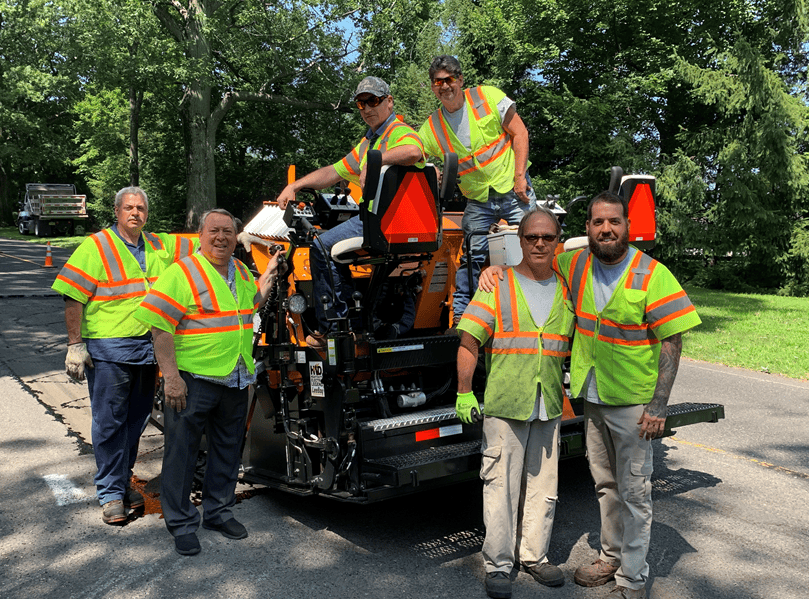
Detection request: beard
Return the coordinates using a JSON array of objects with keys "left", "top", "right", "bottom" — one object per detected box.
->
[{"left": 589, "top": 228, "right": 630, "bottom": 263}]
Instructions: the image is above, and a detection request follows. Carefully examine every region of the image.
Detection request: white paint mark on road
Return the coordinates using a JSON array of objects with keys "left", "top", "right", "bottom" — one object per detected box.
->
[{"left": 43, "top": 473, "right": 90, "bottom": 506}]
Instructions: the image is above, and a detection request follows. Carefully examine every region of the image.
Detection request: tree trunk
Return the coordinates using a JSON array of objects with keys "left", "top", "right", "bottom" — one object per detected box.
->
[
  {"left": 182, "top": 2, "right": 215, "bottom": 232},
  {"left": 129, "top": 85, "right": 143, "bottom": 187}
]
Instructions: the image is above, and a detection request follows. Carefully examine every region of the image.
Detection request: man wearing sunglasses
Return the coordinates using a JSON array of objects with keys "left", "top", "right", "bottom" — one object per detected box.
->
[
  {"left": 418, "top": 55, "right": 537, "bottom": 328},
  {"left": 456, "top": 207, "right": 574, "bottom": 599},
  {"left": 276, "top": 76, "right": 425, "bottom": 346}
]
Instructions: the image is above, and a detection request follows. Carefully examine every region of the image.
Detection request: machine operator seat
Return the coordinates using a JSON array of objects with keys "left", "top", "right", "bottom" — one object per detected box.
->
[{"left": 331, "top": 150, "right": 458, "bottom": 265}]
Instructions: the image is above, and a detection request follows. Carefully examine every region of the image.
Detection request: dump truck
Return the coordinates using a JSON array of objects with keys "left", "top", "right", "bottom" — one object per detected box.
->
[
  {"left": 17, "top": 183, "right": 88, "bottom": 237},
  {"left": 196, "top": 158, "right": 723, "bottom": 503}
]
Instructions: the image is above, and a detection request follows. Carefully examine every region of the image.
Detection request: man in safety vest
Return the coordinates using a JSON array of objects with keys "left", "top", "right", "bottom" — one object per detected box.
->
[
  {"left": 276, "top": 76, "right": 425, "bottom": 347},
  {"left": 456, "top": 207, "right": 574, "bottom": 599},
  {"left": 558, "top": 192, "right": 701, "bottom": 599},
  {"left": 418, "top": 55, "right": 537, "bottom": 326},
  {"left": 135, "top": 209, "right": 283, "bottom": 556},
  {"left": 52, "top": 186, "right": 196, "bottom": 525}
]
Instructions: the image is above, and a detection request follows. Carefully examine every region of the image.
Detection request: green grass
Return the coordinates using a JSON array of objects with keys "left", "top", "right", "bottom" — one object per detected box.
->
[
  {"left": 0, "top": 226, "right": 87, "bottom": 251},
  {"left": 684, "top": 286, "right": 809, "bottom": 380}
]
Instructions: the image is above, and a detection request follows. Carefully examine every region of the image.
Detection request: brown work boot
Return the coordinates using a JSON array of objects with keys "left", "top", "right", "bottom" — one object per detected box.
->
[
  {"left": 101, "top": 499, "right": 127, "bottom": 525},
  {"left": 124, "top": 488, "right": 144, "bottom": 511},
  {"left": 573, "top": 559, "right": 618, "bottom": 587},
  {"left": 305, "top": 331, "right": 327, "bottom": 349},
  {"left": 608, "top": 585, "right": 646, "bottom": 598}
]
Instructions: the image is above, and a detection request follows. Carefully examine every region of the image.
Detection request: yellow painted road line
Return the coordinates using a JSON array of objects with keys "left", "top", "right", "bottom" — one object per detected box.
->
[
  {"left": 0, "top": 250, "right": 54, "bottom": 267},
  {"left": 670, "top": 436, "right": 809, "bottom": 480}
]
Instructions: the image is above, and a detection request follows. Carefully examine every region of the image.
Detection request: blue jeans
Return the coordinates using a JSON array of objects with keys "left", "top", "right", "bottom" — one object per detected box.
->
[
  {"left": 310, "top": 215, "right": 415, "bottom": 335},
  {"left": 454, "top": 183, "right": 537, "bottom": 318},
  {"left": 161, "top": 373, "right": 248, "bottom": 536},
  {"left": 86, "top": 361, "right": 156, "bottom": 505},
  {"left": 310, "top": 215, "right": 364, "bottom": 332}
]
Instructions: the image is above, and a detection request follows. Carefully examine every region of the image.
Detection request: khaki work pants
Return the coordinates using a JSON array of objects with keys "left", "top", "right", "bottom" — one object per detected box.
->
[
  {"left": 481, "top": 415, "right": 561, "bottom": 573},
  {"left": 584, "top": 402, "right": 653, "bottom": 591}
]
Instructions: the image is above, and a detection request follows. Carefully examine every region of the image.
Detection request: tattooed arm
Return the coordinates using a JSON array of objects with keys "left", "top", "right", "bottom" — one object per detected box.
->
[{"left": 638, "top": 333, "right": 682, "bottom": 440}]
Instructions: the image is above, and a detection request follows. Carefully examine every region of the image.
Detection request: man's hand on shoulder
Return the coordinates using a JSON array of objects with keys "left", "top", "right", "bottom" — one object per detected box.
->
[{"left": 478, "top": 265, "right": 505, "bottom": 292}]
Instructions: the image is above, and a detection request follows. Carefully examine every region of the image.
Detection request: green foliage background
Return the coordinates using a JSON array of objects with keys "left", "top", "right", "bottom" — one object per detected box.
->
[{"left": 0, "top": 0, "right": 807, "bottom": 293}]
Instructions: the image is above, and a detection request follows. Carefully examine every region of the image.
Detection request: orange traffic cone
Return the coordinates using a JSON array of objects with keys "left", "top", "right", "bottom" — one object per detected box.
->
[{"left": 43, "top": 242, "right": 54, "bottom": 268}]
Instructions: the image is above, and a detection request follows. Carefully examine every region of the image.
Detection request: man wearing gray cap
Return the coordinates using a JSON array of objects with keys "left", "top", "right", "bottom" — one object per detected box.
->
[{"left": 277, "top": 76, "right": 425, "bottom": 346}]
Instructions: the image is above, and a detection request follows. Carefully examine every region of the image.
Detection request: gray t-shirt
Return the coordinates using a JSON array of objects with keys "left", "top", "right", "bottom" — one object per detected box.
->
[
  {"left": 584, "top": 248, "right": 637, "bottom": 404},
  {"left": 514, "top": 271, "right": 557, "bottom": 421},
  {"left": 441, "top": 96, "right": 515, "bottom": 149}
]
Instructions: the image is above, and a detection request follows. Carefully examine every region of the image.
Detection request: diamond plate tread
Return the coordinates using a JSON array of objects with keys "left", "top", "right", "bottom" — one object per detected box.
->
[
  {"left": 365, "top": 440, "right": 482, "bottom": 469},
  {"left": 362, "top": 407, "right": 457, "bottom": 432},
  {"left": 666, "top": 402, "right": 723, "bottom": 415}
]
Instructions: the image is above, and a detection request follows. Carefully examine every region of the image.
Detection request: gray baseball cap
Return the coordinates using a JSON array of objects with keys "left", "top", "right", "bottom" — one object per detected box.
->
[{"left": 353, "top": 76, "right": 390, "bottom": 99}]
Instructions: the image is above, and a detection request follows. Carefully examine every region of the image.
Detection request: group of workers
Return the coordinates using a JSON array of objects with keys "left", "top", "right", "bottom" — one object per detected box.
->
[
  {"left": 53, "top": 192, "right": 283, "bottom": 556},
  {"left": 51, "top": 53, "right": 701, "bottom": 597}
]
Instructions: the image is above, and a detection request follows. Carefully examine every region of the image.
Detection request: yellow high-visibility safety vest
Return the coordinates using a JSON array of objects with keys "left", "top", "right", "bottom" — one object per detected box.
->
[
  {"left": 333, "top": 115, "right": 426, "bottom": 199},
  {"left": 419, "top": 86, "right": 519, "bottom": 202},
  {"left": 555, "top": 248, "right": 702, "bottom": 406},
  {"left": 51, "top": 229, "right": 196, "bottom": 338},
  {"left": 134, "top": 254, "right": 260, "bottom": 378},
  {"left": 457, "top": 268, "right": 574, "bottom": 420}
]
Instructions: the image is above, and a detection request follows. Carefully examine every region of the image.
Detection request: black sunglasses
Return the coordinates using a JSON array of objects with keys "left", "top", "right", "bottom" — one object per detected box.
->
[
  {"left": 356, "top": 95, "right": 387, "bottom": 110},
  {"left": 522, "top": 233, "right": 558, "bottom": 244}
]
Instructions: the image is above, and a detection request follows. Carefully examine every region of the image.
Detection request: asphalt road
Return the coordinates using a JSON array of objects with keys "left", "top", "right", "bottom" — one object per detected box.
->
[{"left": 1, "top": 236, "right": 808, "bottom": 599}]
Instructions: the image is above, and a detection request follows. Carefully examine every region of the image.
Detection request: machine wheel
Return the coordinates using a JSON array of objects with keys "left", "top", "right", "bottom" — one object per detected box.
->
[
  {"left": 18, "top": 221, "right": 26, "bottom": 235},
  {"left": 34, "top": 220, "right": 41, "bottom": 237},
  {"left": 74, "top": 224, "right": 86, "bottom": 236}
]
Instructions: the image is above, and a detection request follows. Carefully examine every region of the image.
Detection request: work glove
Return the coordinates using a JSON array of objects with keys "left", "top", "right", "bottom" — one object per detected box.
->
[
  {"left": 455, "top": 391, "right": 480, "bottom": 424},
  {"left": 237, "top": 231, "right": 270, "bottom": 252},
  {"left": 65, "top": 343, "right": 94, "bottom": 381}
]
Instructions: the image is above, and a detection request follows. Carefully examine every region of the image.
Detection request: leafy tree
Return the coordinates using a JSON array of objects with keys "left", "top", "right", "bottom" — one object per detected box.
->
[
  {"left": 149, "top": 0, "right": 363, "bottom": 229},
  {"left": 0, "top": 0, "right": 82, "bottom": 224}
]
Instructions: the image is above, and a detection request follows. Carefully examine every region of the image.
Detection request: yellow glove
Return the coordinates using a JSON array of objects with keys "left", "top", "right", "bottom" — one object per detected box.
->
[
  {"left": 66, "top": 343, "right": 94, "bottom": 381},
  {"left": 455, "top": 391, "right": 480, "bottom": 424}
]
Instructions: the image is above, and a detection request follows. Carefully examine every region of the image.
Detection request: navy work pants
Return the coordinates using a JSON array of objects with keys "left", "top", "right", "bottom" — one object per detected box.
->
[
  {"left": 161, "top": 372, "right": 248, "bottom": 537},
  {"left": 86, "top": 360, "right": 156, "bottom": 505}
]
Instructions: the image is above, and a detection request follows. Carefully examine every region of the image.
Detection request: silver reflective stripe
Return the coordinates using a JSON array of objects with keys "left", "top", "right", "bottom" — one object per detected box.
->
[
  {"left": 647, "top": 294, "right": 694, "bottom": 325},
  {"left": 93, "top": 282, "right": 148, "bottom": 298},
  {"left": 58, "top": 266, "right": 96, "bottom": 293},
  {"left": 576, "top": 316, "right": 596, "bottom": 334},
  {"left": 466, "top": 87, "right": 488, "bottom": 116},
  {"left": 542, "top": 337, "right": 570, "bottom": 353},
  {"left": 475, "top": 134, "right": 510, "bottom": 166},
  {"left": 627, "top": 253, "right": 655, "bottom": 290},
  {"left": 598, "top": 322, "right": 656, "bottom": 343},
  {"left": 568, "top": 248, "right": 590, "bottom": 307},
  {"left": 143, "top": 232, "right": 164, "bottom": 251},
  {"left": 183, "top": 257, "right": 217, "bottom": 312},
  {"left": 463, "top": 302, "right": 493, "bottom": 323},
  {"left": 142, "top": 294, "right": 185, "bottom": 325},
  {"left": 344, "top": 138, "right": 370, "bottom": 175},
  {"left": 490, "top": 336, "right": 538, "bottom": 351},
  {"left": 93, "top": 231, "right": 124, "bottom": 281},
  {"left": 177, "top": 237, "right": 194, "bottom": 259},
  {"left": 176, "top": 314, "right": 241, "bottom": 332},
  {"left": 498, "top": 273, "right": 514, "bottom": 331}
]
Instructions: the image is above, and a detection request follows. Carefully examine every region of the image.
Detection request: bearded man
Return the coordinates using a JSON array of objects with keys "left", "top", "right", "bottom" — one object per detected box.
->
[{"left": 555, "top": 191, "right": 702, "bottom": 599}]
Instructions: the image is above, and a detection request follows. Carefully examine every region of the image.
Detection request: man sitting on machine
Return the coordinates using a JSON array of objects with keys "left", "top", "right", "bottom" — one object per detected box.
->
[{"left": 276, "top": 76, "right": 426, "bottom": 348}]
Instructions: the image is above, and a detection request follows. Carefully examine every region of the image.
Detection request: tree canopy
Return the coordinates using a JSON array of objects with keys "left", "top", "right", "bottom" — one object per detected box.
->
[{"left": 1, "top": 0, "right": 807, "bottom": 293}]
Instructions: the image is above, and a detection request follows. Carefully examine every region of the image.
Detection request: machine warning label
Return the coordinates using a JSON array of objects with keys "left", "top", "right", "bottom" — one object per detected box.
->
[
  {"left": 296, "top": 351, "right": 306, "bottom": 364},
  {"left": 428, "top": 261, "right": 449, "bottom": 294},
  {"left": 376, "top": 344, "right": 425, "bottom": 354},
  {"left": 309, "top": 362, "right": 325, "bottom": 397}
]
